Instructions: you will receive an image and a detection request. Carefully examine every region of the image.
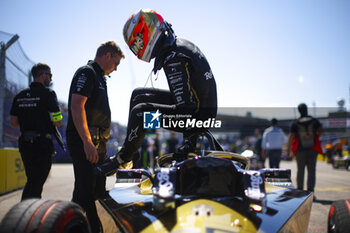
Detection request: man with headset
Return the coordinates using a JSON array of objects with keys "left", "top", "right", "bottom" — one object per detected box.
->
[{"left": 66, "top": 41, "right": 124, "bottom": 233}]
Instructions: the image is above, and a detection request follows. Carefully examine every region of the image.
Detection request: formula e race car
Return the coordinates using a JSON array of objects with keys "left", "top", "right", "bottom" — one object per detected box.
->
[
  {"left": 332, "top": 155, "right": 350, "bottom": 171},
  {"left": 0, "top": 130, "right": 313, "bottom": 233}
]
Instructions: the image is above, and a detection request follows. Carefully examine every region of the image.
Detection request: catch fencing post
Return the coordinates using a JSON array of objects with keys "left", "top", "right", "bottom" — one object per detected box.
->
[{"left": 0, "top": 34, "right": 19, "bottom": 148}]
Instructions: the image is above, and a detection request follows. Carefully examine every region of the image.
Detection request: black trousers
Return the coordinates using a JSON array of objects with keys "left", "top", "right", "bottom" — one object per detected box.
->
[
  {"left": 267, "top": 149, "right": 282, "bottom": 168},
  {"left": 67, "top": 134, "right": 107, "bottom": 233},
  {"left": 18, "top": 137, "right": 53, "bottom": 201},
  {"left": 295, "top": 149, "right": 318, "bottom": 192},
  {"left": 121, "top": 87, "right": 217, "bottom": 162}
]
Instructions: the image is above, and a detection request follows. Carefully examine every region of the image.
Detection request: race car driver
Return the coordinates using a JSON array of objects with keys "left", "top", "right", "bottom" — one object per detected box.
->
[{"left": 96, "top": 9, "right": 217, "bottom": 176}]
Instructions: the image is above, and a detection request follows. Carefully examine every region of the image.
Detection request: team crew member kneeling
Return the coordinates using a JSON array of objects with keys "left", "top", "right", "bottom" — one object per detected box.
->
[{"left": 96, "top": 9, "right": 217, "bottom": 176}]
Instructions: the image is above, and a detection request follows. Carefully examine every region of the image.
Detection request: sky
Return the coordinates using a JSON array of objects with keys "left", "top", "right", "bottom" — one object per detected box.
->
[{"left": 1, "top": 0, "right": 350, "bottom": 125}]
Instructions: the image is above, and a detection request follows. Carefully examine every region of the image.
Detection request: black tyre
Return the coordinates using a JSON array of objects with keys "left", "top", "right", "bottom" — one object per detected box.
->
[
  {"left": 328, "top": 199, "right": 350, "bottom": 233},
  {"left": 0, "top": 199, "right": 91, "bottom": 233}
]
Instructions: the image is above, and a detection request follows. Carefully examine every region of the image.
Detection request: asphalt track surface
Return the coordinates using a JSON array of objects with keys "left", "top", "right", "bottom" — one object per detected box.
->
[{"left": 0, "top": 159, "right": 349, "bottom": 233}]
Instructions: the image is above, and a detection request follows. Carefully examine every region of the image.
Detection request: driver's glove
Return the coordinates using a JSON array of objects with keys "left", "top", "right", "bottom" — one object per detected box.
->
[{"left": 94, "top": 154, "right": 124, "bottom": 176}]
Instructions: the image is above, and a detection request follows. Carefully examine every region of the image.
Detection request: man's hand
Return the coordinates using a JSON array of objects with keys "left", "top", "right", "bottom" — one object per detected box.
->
[
  {"left": 71, "top": 93, "right": 99, "bottom": 164},
  {"left": 83, "top": 140, "right": 99, "bottom": 164},
  {"left": 10, "top": 115, "right": 20, "bottom": 128}
]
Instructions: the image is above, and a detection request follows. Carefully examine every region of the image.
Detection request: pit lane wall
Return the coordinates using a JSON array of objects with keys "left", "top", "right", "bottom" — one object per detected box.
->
[{"left": 0, "top": 148, "right": 26, "bottom": 194}]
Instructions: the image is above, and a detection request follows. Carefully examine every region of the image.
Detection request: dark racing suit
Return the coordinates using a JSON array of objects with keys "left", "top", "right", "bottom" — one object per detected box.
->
[{"left": 120, "top": 38, "right": 217, "bottom": 162}]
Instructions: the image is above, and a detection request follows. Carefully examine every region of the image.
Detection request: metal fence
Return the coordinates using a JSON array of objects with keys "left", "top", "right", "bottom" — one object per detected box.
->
[{"left": 0, "top": 31, "right": 34, "bottom": 148}]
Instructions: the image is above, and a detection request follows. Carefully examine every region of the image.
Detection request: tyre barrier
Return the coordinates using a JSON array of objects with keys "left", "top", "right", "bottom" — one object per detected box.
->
[{"left": 0, "top": 199, "right": 91, "bottom": 233}]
